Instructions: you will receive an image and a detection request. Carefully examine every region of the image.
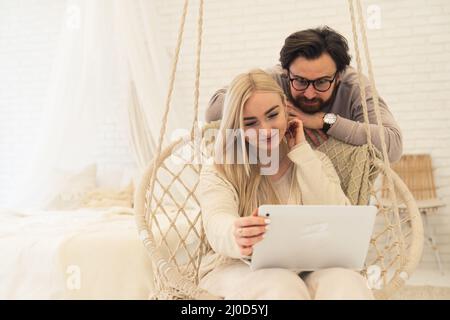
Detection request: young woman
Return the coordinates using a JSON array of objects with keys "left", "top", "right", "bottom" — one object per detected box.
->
[{"left": 197, "top": 69, "right": 373, "bottom": 300}]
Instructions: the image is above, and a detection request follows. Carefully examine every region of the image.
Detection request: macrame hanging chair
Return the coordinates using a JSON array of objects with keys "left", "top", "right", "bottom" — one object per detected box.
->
[{"left": 135, "top": 0, "right": 424, "bottom": 300}]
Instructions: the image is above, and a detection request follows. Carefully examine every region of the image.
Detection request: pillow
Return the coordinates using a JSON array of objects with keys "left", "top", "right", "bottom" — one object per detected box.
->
[
  {"left": 45, "top": 164, "right": 97, "bottom": 210},
  {"left": 96, "top": 165, "right": 125, "bottom": 189},
  {"left": 79, "top": 182, "right": 134, "bottom": 209}
]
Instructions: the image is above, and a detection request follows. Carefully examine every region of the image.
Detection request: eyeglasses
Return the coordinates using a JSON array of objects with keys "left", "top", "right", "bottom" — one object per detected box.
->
[{"left": 288, "top": 71, "right": 338, "bottom": 92}]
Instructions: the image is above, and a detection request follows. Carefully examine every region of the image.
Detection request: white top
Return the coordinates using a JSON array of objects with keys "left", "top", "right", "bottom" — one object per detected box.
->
[
  {"left": 271, "top": 163, "right": 295, "bottom": 204},
  {"left": 196, "top": 141, "right": 351, "bottom": 279}
]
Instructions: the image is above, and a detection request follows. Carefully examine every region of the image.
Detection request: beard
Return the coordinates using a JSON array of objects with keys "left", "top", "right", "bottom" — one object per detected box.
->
[{"left": 291, "top": 84, "right": 339, "bottom": 114}]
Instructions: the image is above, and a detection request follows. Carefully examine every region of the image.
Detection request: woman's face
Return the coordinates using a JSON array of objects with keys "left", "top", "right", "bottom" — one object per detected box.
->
[{"left": 242, "top": 91, "right": 288, "bottom": 151}]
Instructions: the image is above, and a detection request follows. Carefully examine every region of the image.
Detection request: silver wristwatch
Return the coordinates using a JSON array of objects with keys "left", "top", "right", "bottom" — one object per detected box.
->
[{"left": 323, "top": 113, "right": 337, "bottom": 133}]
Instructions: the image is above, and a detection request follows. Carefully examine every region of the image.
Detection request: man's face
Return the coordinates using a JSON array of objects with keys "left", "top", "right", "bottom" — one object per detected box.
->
[{"left": 288, "top": 53, "right": 339, "bottom": 114}]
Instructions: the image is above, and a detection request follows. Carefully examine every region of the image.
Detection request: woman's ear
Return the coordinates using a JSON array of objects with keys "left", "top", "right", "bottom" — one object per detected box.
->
[
  {"left": 282, "top": 96, "right": 288, "bottom": 109},
  {"left": 282, "top": 98, "right": 289, "bottom": 117}
]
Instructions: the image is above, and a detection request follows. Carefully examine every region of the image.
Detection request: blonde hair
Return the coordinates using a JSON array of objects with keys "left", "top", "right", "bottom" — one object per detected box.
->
[{"left": 214, "top": 69, "right": 289, "bottom": 218}]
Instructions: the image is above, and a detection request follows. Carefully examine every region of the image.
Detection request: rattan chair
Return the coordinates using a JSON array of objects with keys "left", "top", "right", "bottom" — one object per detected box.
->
[
  {"left": 384, "top": 154, "right": 446, "bottom": 274},
  {"left": 134, "top": 0, "right": 424, "bottom": 299}
]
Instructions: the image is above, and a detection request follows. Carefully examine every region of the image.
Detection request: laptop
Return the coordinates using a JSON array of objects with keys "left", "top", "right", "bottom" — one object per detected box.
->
[{"left": 250, "top": 205, "right": 377, "bottom": 272}]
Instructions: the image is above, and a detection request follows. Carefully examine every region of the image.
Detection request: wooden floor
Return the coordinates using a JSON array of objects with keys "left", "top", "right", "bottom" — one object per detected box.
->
[
  {"left": 407, "top": 267, "right": 450, "bottom": 287},
  {"left": 389, "top": 267, "right": 450, "bottom": 299}
]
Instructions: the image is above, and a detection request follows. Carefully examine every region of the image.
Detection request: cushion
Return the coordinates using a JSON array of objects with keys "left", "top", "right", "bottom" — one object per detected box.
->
[
  {"left": 45, "top": 164, "right": 97, "bottom": 210},
  {"left": 79, "top": 182, "right": 134, "bottom": 208}
]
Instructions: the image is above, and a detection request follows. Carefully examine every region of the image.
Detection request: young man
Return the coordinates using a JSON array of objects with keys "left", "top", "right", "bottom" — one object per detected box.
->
[{"left": 205, "top": 26, "right": 403, "bottom": 162}]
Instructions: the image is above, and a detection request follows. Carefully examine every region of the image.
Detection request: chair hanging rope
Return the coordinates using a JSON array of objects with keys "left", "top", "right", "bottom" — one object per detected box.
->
[{"left": 348, "top": 0, "right": 405, "bottom": 268}]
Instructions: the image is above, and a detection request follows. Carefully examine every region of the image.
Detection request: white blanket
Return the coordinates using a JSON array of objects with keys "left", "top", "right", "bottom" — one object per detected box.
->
[{"left": 0, "top": 207, "right": 154, "bottom": 299}]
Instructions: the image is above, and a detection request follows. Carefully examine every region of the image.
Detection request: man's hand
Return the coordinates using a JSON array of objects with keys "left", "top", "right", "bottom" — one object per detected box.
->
[
  {"left": 286, "top": 102, "right": 324, "bottom": 129},
  {"left": 287, "top": 102, "right": 328, "bottom": 147},
  {"left": 234, "top": 208, "right": 270, "bottom": 257}
]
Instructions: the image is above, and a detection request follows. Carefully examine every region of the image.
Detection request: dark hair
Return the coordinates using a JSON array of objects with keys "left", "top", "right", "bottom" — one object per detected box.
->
[{"left": 279, "top": 26, "right": 351, "bottom": 72}]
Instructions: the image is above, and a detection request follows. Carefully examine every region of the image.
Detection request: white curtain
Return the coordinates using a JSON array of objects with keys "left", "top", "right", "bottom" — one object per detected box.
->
[
  {"left": 7, "top": 0, "right": 186, "bottom": 209},
  {"left": 114, "top": 0, "right": 176, "bottom": 171}
]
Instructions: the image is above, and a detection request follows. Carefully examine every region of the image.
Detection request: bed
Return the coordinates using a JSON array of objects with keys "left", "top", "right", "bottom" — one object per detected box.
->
[
  {"left": 0, "top": 206, "right": 155, "bottom": 299},
  {"left": 0, "top": 161, "right": 204, "bottom": 299}
]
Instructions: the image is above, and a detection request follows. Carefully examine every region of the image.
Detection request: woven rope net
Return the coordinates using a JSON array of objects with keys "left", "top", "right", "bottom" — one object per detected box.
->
[{"left": 134, "top": 0, "right": 423, "bottom": 300}]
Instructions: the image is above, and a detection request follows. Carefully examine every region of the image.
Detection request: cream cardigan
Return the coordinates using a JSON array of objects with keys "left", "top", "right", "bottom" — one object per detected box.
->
[{"left": 196, "top": 141, "right": 351, "bottom": 278}]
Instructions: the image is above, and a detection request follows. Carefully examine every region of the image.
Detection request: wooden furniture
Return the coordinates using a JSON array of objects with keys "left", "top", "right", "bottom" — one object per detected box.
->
[{"left": 386, "top": 154, "right": 446, "bottom": 274}]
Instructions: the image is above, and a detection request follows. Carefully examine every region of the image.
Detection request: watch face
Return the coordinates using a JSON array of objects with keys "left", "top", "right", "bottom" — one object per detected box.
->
[{"left": 325, "top": 113, "right": 337, "bottom": 124}]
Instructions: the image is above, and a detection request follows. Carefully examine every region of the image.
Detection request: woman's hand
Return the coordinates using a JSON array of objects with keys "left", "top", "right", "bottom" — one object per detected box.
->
[
  {"left": 234, "top": 208, "right": 270, "bottom": 257},
  {"left": 287, "top": 103, "right": 328, "bottom": 147},
  {"left": 286, "top": 118, "right": 306, "bottom": 149}
]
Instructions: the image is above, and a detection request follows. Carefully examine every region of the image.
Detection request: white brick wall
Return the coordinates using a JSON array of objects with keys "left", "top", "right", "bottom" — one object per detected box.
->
[{"left": 0, "top": 0, "right": 449, "bottom": 270}]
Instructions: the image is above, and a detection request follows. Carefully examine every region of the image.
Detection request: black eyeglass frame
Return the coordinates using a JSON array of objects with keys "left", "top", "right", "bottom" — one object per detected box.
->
[{"left": 288, "top": 71, "right": 338, "bottom": 92}]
